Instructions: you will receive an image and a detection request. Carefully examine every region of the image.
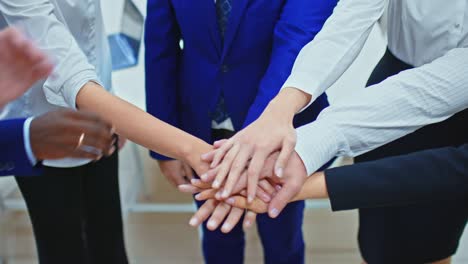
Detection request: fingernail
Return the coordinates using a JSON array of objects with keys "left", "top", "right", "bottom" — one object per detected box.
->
[
  {"left": 263, "top": 193, "right": 271, "bottom": 202},
  {"left": 226, "top": 198, "right": 235, "bottom": 204},
  {"left": 275, "top": 185, "right": 282, "bottom": 191},
  {"left": 108, "top": 146, "right": 116, "bottom": 156},
  {"left": 248, "top": 196, "right": 254, "bottom": 203},
  {"left": 191, "top": 179, "right": 200, "bottom": 185},
  {"left": 201, "top": 153, "right": 209, "bottom": 160},
  {"left": 189, "top": 217, "right": 198, "bottom": 226},
  {"left": 195, "top": 194, "right": 201, "bottom": 200},
  {"left": 221, "top": 190, "right": 229, "bottom": 198},
  {"left": 110, "top": 126, "right": 116, "bottom": 135},
  {"left": 244, "top": 220, "right": 252, "bottom": 228},
  {"left": 270, "top": 208, "right": 279, "bottom": 218},
  {"left": 207, "top": 220, "right": 217, "bottom": 229},
  {"left": 212, "top": 180, "right": 220, "bottom": 189},
  {"left": 215, "top": 192, "right": 221, "bottom": 200},
  {"left": 200, "top": 174, "right": 208, "bottom": 181},
  {"left": 275, "top": 167, "right": 283, "bottom": 178},
  {"left": 222, "top": 223, "right": 231, "bottom": 232}
]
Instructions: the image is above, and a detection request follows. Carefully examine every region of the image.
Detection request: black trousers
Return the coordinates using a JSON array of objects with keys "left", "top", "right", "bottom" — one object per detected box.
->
[
  {"left": 16, "top": 151, "right": 128, "bottom": 264},
  {"left": 356, "top": 49, "right": 468, "bottom": 264}
]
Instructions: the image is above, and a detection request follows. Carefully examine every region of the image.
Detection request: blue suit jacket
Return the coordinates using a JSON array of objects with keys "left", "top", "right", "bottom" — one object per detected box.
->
[
  {"left": 325, "top": 144, "right": 468, "bottom": 211},
  {"left": 145, "top": 0, "right": 337, "bottom": 160},
  {"left": 0, "top": 119, "right": 42, "bottom": 176}
]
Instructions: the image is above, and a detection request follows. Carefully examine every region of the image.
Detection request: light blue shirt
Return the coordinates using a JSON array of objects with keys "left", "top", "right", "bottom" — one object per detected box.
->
[{"left": 0, "top": 0, "right": 112, "bottom": 168}]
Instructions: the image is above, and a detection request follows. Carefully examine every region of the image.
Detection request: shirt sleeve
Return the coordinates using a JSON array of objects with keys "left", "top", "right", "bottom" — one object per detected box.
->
[
  {"left": 241, "top": 0, "right": 337, "bottom": 127},
  {"left": 295, "top": 47, "right": 468, "bottom": 174},
  {"left": 282, "top": 0, "right": 387, "bottom": 107},
  {"left": 0, "top": 0, "right": 102, "bottom": 109},
  {"left": 22, "top": 117, "right": 37, "bottom": 166}
]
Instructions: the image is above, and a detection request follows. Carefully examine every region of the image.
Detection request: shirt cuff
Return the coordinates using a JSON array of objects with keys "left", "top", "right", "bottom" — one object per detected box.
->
[
  {"left": 282, "top": 71, "right": 324, "bottom": 113},
  {"left": 44, "top": 69, "right": 103, "bottom": 109},
  {"left": 23, "top": 117, "right": 38, "bottom": 166},
  {"left": 295, "top": 120, "right": 349, "bottom": 175}
]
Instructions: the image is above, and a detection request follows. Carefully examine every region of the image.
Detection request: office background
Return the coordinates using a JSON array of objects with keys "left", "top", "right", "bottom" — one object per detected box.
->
[{"left": 0, "top": 0, "right": 466, "bottom": 263}]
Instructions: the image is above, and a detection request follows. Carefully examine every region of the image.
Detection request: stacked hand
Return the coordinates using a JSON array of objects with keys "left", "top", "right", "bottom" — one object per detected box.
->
[
  {"left": 170, "top": 88, "right": 312, "bottom": 233},
  {"left": 179, "top": 147, "right": 308, "bottom": 233}
]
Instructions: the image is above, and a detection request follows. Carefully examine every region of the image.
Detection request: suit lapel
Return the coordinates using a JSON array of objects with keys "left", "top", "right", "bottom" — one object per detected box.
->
[
  {"left": 222, "top": 0, "right": 249, "bottom": 59},
  {"left": 200, "top": 0, "right": 222, "bottom": 57}
]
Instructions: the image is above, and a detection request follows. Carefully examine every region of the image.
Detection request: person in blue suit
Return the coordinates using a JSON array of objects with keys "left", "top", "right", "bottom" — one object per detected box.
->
[{"left": 145, "top": 0, "right": 337, "bottom": 263}]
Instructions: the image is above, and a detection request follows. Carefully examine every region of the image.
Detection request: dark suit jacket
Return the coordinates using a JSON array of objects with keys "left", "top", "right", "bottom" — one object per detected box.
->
[
  {"left": 325, "top": 144, "right": 468, "bottom": 211},
  {"left": 0, "top": 119, "right": 42, "bottom": 176},
  {"left": 144, "top": 0, "right": 337, "bottom": 160}
]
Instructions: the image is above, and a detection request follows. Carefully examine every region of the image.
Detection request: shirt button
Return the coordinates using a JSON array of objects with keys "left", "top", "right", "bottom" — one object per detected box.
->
[{"left": 221, "top": 64, "right": 230, "bottom": 73}]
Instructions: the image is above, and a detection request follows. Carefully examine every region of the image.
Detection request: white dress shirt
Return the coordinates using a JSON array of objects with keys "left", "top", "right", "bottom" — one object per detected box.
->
[
  {"left": 281, "top": 0, "right": 468, "bottom": 174},
  {"left": 0, "top": 0, "right": 112, "bottom": 168}
]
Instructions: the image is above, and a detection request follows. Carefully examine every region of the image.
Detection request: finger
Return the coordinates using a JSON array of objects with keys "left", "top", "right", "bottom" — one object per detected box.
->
[
  {"left": 71, "top": 121, "right": 114, "bottom": 153},
  {"left": 222, "top": 146, "right": 252, "bottom": 198},
  {"left": 183, "top": 163, "right": 194, "bottom": 180},
  {"left": 268, "top": 182, "right": 301, "bottom": 219},
  {"left": 226, "top": 196, "right": 269, "bottom": 214},
  {"left": 231, "top": 172, "right": 248, "bottom": 195},
  {"left": 213, "top": 139, "right": 229, "bottom": 148},
  {"left": 190, "top": 179, "right": 212, "bottom": 189},
  {"left": 210, "top": 139, "right": 234, "bottom": 168},
  {"left": 189, "top": 199, "right": 217, "bottom": 227},
  {"left": 195, "top": 189, "right": 218, "bottom": 201},
  {"left": 212, "top": 143, "right": 240, "bottom": 189},
  {"left": 274, "top": 135, "right": 296, "bottom": 178},
  {"left": 199, "top": 167, "right": 219, "bottom": 183},
  {"left": 201, "top": 150, "right": 216, "bottom": 162},
  {"left": 247, "top": 151, "right": 269, "bottom": 203},
  {"left": 207, "top": 203, "right": 231, "bottom": 231},
  {"left": 258, "top": 179, "right": 276, "bottom": 196},
  {"left": 221, "top": 207, "right": 244, "bottom": 233},
  {"left": 178, "top": 184, "right": 201, "bottom": 194},
  {"left": 70, "top": 148, "right": 102, "bottom": 160},
  {"left": 243, "top": 211, "right": 257, "bottom": 229},
  {"left": 255, "top": 187, "right": 272, "bottom": 203}
]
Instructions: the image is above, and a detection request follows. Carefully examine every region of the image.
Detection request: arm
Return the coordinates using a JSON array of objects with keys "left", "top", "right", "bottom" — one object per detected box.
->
[
  {"left": 324, "top": 144, "right": 468, "bottom": 211},
  {"left": 242, "top": 0, "right": 337, "bottom": 127},
  {"left": 0, "top": 0, "right": 212, "bottom": 173},
  {"left": 282, "top": 0, "right": 387, "bottom": 109},
  {"left": 0, "top": 0, "right": 102, "bottom": 109},
  {"left": 77, "top": 83, "right": 212, "bottom": 174},
  {"left": 145, "top": 0, "right": 182, "bottom": 160},
  {"left": 295, "top": 47, "right": 468, "bottom": 174},
  {"left": 0, "top": 119, "right": 41, "bottom": 176}
]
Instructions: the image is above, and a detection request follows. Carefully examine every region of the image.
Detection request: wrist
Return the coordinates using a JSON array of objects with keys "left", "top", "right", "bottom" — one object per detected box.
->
[
  {"left": 179, "top": 139, "right": 212, "bottom": 175},
  {"left": 269, "top": 87, "right": 312, "bottom": 117}
]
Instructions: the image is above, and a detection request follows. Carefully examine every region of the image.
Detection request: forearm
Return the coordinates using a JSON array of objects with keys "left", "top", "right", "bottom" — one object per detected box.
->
[
  {"left": 76, "top": 83, "right": 211, "bottom": 173},
  {"left": 292, "top": 171, "right": 329, "bottom": 201}
]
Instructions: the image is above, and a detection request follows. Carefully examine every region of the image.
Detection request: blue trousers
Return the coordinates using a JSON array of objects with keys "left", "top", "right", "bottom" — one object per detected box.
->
[{"left": 195, "top": 199, "right": 305, "bottom": 264}]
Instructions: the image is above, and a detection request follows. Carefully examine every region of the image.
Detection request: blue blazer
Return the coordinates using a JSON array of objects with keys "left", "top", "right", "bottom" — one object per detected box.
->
[
  {"left": 325, "top": 144, "right": 468, "bottom": 211},
  {"left": 0, "top": 119, "right": 42, "bottom": 176},
  {"left": 145, "top": 0, "right": 337, "bottom": 160}
]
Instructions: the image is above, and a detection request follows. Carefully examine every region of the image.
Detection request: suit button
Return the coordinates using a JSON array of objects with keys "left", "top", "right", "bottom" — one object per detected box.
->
[{"left": 221, "top": 64, "right": 230, "bottom": 73}]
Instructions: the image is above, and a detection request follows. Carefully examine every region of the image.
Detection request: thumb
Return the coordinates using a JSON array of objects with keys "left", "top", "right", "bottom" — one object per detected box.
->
[{"left": 268, "top": 181, "right": 301, "bottom": 218}]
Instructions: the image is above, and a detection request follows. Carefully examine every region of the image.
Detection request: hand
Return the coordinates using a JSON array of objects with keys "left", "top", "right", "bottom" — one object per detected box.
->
[
  {"left": 201, "top": 88, "right": 311, "bottom": 203},
  {"left": 0, "top": 27, "right": 53, "bottom": 108},
  {"left": 158, "top": 159, "right": 194, "bottom": 187},
  {"left": 30, "top": 109, "right": 115, "bottom": 161}
]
